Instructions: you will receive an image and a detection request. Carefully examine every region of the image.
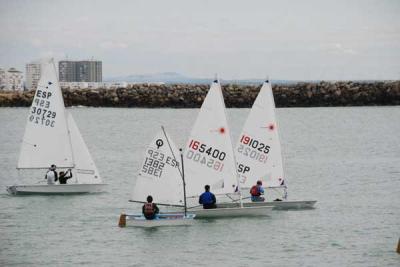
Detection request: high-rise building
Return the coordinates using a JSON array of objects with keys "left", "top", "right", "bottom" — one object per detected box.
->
[
  {"left": 0, "top": 68, "right": 6, "bottom": 90},
  {"left": 26, "top": 61, "right": 41, "bottom": 90},
  {"left": 59, "top": 60, "right": 102, "bottom": 82},
  {"left": 0, "top": 67, "right": 24, "bottom": 91}
]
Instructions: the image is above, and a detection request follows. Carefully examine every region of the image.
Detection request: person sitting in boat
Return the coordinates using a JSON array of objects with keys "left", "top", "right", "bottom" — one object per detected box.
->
[
  {"left": 45, "top": 164, "right": 58, "bottom": 185},
  {"left": 142, "top": 195, "right": 159, "bottom": 220},
  {"left": 199, "top": 185, "right": 217, "bottom": 209},
  {"left": 58, "top": 169, "right": 73, "bottom": 184},
  {"left": 250, "top": 180, "right": 265, "bottom": 202}
]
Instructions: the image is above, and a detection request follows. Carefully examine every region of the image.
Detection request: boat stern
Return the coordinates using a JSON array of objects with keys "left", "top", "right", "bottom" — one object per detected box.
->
[{"left": 6, "top": 185, "right": 17, "bottom": 195}]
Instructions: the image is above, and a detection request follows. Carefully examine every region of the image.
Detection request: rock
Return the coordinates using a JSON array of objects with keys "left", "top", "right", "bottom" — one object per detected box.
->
[{"left": 0, "top": 81, "right": 399, "bottom": 107}]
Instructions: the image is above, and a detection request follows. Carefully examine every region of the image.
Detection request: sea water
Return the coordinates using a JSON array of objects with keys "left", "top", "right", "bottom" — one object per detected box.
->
[{"left": 0, "top": 107, "right": 399, "bottom": 266}]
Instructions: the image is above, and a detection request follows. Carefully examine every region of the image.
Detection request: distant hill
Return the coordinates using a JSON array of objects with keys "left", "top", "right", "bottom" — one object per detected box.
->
[{"left": 105, "top": 72, "right": 297, "bottom": 85}]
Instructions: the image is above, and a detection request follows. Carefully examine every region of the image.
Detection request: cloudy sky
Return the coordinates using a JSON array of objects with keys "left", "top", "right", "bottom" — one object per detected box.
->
[{"left": 0, "top": 0, "right": 399, "bottom": 80}]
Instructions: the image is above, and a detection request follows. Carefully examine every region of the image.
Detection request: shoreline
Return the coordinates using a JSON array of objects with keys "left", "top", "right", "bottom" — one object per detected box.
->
[{"left": 1, "top": 81, "right": 399, "bottom": 108}]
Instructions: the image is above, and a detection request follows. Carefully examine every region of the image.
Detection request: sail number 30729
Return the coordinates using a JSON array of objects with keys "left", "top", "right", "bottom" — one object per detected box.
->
[{"left": 28, "top": 89, "right": 57, "bottom": 128}]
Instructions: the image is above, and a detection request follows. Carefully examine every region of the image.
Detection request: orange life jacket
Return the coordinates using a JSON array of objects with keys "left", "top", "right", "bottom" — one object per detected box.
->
[
  {"left": 250, "top": 185, "right": 260, "bottom": 196},
  {"left": 144, "top": 203, "right": 155, "bottom": 217}
]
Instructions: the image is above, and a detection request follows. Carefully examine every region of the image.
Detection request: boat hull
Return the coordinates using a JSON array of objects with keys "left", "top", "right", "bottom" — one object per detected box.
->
[
  {"left": 189, "top": 205, "right": 273, "bottom": 219},
  {"left": 217, "top": 200, "right": 317, "bottom": 210},
  {"left": 123, "top": 214, "right": 196, "bottom": 228},
  {"left": 6, "top": 184, "right": 107, "bottom": 195}
]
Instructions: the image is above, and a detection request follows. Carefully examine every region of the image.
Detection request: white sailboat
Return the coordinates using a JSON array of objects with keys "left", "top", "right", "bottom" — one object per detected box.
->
[
  {"left": 233, "top": 80, "right": 316, "bottom": 209},
  {"left": 120, "top": 128, "right": 195, "bottom": 227},
  {"left": 183, "top": 80, "right": 273, "bottom": 218},
  {"left": 6, "top": 60, "right": 105, "bottom": 195}
]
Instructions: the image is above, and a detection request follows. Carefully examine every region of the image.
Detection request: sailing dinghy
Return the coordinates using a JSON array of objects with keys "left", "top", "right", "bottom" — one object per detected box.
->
[
  {"left": 183, "top": 80, "right": 273, "bottom": 218},
  {"left": 6, "top": 60, "right": 105, "bottom": 195},
  {"left": 233, "top": 80, "right": 316, "bottom": 209},
  {"left": 120, "top": 128, "right": 195, "bottom": 227}
]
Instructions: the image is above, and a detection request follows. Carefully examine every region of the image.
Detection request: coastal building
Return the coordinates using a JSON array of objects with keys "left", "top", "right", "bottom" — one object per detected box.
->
[
  {"left": 59, "top": 60, "right": 102, "bottom": 82},
  {"left": 25, "top": 61, "right": 41, "bottom": 90},
  {"left": 59, "top": 81, "right": 129, "bottom": 90},
  {"left": 0, "top": 68, "right": 6, "bottom": 90},
  {"left": 0, "top": 67, "right": 24, "bottom": 91}
]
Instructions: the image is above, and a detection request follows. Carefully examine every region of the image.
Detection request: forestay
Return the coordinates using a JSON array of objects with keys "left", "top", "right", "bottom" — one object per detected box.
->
[
  {"left": 67, "top": 112, "right": 102, "bottom": 184},
  {"left": 17, "top": 60, "right": 73, "bottom": 169},
  {"left": 235, "top": 80, "right": 284, "bottom": 188},
  {"left": 184, "top": 81, "right": 238, "bottom": 198},
  {"left": 131, "top": 130, "right": 183, "bottom": 206}
]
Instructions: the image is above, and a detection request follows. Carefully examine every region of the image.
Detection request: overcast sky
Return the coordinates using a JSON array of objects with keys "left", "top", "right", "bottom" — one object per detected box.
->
[{"left": 0, "top": 0, "right": 399, "bottom": 80}]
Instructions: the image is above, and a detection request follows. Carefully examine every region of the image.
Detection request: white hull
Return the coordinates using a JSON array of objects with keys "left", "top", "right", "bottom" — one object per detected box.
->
[
  {"left": 123, "top": 214, "right": 196, "bottom": 228},
  {"left": 217, "top": 200, "right": 317, "bottom": 210},
  {"left": 6, "top": 183, "right": 107, "bottom": 195},
  {"left": 188, "top": 205, "right": 273, "bottom": 219}
]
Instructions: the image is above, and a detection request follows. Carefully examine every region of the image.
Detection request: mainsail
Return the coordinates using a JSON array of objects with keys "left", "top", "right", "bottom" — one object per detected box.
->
[
  {"left": 17, "top": 60, "right": 73, "bottom": 169},
  {"left": 67, "top": 112, "right": 102, "bottom": 184},
  {"left": 131, "top": 129, "right": 183, "bottom": 206},
  {"left": 184, "top": 81, "right": 238, "bottom": 198},
  {"left": 235, "top": 80, "right": 284, "bottom": 188}
]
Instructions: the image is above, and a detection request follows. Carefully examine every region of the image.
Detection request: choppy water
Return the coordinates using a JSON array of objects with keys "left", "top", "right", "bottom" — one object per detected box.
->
[{"left": 0, "top": 107, "right": 399, "bottom": 267}]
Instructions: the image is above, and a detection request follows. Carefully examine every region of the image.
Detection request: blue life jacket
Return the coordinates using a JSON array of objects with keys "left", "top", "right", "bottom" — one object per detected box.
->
[{"left": 199, "top": 191, "right": 215, "bottom": 205}]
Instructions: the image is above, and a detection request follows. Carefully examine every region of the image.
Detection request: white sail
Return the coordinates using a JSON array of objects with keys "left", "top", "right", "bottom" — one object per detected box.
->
[
  {"left": 131, "top": 129, "right": 183, "bottom": 206},
  {"left": 67, "top": 112, "right": 102, "bottom": 184},
  {"left": 17, "top": 60, "right": 73, "bottom": 169},
  {"left": 235, "top": 80, "right": 284, "bottom": 188},
  {"left": 184, "top": 81, "right": 238, "bottom": 198}
]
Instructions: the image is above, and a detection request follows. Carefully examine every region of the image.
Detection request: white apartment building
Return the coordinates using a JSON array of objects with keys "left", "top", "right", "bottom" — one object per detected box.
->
[
  {"left": 26, "top": 62, "right": 41, "bottom": 90},
  {"left": 0, "top": 67, "right": 24, "bottom": 91},
  {"left": 0, "top": 68, "right": 6, "bottom": 90}
]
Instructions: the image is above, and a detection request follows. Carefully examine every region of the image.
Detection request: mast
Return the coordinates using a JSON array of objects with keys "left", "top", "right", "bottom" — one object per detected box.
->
[
  {"left": 65, "top": 111, "right": 78, "bottom": 183},
  {"left": 217, "top": 79, "right": 243, "bottom": 207},
  {"left": 265, "top": 78, "right": 288, "bottom": 199},
  {"left": 180, "top": 149, "right": 187, "bottom": 216},
  {"left": 161, "top": 126, "right": 186, "bottom": 215}
]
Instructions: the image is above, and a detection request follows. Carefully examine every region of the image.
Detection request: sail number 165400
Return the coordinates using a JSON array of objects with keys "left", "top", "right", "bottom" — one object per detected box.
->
[{"left": 188, "top": 140, "right": 226, "bottom": 161}]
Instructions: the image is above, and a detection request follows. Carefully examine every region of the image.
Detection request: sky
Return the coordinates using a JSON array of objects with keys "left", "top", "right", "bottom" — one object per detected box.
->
[{"left": 0, "top": 0, "right": 399, "bottom": 80}]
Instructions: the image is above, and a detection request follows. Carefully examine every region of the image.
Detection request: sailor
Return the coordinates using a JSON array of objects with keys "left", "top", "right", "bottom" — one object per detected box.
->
[
  {"left": 59, "top": 169, "right": 73, "bottom": 184},
  {"left": 250, "top": 180, "right": 265, "bottom": 202},
  {"left": 199, "top": 185, "right": 217, "bottom": 209},
  {"left": 45, "top": 164, "right": 58, "bottom": 185},
  {"left": 142, "top": 195, "right": 159, "bottom": 220}
]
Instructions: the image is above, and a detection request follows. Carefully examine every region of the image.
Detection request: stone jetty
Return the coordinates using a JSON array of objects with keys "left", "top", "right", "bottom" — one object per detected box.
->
[{"left": 0, "top": 81, "right": 399, "bottom": 108}]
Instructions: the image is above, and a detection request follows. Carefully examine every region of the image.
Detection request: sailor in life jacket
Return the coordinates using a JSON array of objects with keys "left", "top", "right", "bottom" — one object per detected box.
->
[
  {"left": 45, "top": 164, "right": 58, "bottom": 185},
  {"left": 142, "top": 195, "right": 160, "bottom": 220},
  {"left": 199, "top": 185, "right": 217, "bottom": 209},
  {"left": 250, "top": 180, "right": 265, "bottom": 202}
]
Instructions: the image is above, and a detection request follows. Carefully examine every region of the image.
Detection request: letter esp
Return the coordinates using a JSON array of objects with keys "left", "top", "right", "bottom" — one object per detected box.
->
[{"left": 118, "top": 214, "right": 127, "bottom": 227}]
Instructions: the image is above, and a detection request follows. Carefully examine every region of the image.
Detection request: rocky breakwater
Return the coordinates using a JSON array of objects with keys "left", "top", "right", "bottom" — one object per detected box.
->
[{"left": 1, "top": 81, "right": 399, "bottom": 108}]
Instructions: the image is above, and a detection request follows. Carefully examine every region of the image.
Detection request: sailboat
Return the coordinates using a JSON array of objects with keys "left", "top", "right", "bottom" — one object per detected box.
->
[
  {"left": 6, "top": 59, "right": 106, "bottom": 195},
  {"left": 119, "top": 127, "right": 195, "bottom": 227},
  {"left": 233, "top": 80, "right": 316, "bottom": 209},
  {"left": 183, "top": 80, "right": 273, "bottom": 218}
]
